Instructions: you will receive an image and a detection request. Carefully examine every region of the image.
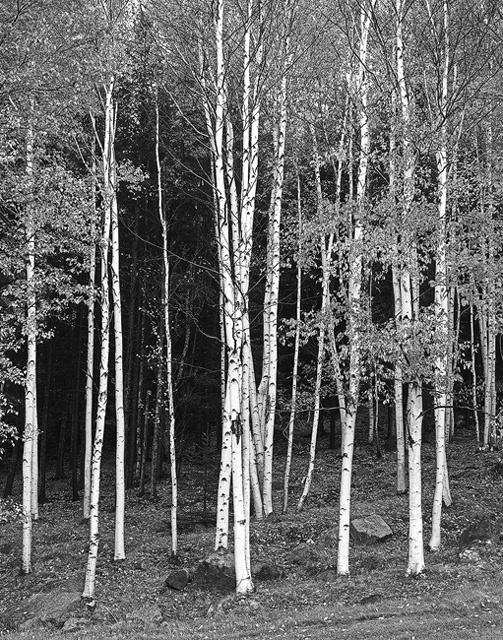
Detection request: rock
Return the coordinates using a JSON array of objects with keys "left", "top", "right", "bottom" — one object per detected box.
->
[
  {"left": 493, "top": 459, "right": 503, "bottom": 478},
  {"left": 165, "top": 568, "right": 189, "bottom": 591},
  {"left": 17, "top": 591, "right": 83, "bottom": 629},
  {"left": 352, "top": 467, "right": 373, "bottom": 482},
  {"left": 315, "top": 568, "right": 337, "bottom": 582},
  {"left": 127, "top": 605, "right": 163, "bottom": 624},
  {"left": 350, "top": 514, "right": 393, "bottom": 544},
  {"left": 359, "top": 593, "right": 383, "bottom": 605},
  {"left": 18, "top": 618, "right": 43, "bottom": 632},
  {"left": 458, "top": 518, "right": 497, "bottom": 561},
  {"left": 61, "top": 617, "right": 90, "bottom": 633},
  {"left": 255, "top": 563, "right": 284, "bottom": 581},
  {"left": 317, "top": 527, "right": 338, "bottom": 547},
  {"left": 286, "top": 543, "right": 321, "bottom": 565},
  {"left": 193, "top": 551, "right": 235, "bottom": 592}
]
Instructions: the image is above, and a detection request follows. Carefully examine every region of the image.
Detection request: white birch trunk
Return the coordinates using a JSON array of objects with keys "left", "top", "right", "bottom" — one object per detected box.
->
[
  {"left": 242, "top": 321, "right": 263, "bottom": 519},
  {"left": 82, "top": 80, "right": 113, "bottom": 606},
  {"left": 262, "top": 92, "right": 288, "bottom": 516},
  {"left": 215, "top": 423, "right": 232, "bottom": 551},
  {"left": 406, "top": 381, "right": 425, "bottom": 575},
  {"left": 105, "top": 78, "right": 126, "bottom": 562},
  {"left": 298, "top": 128, "right": 329, "bottom": 511},
  {"left": 22, "top": 118, "right": 36, "bottom": 574},
  {"left": 395, "top": 0, "right": 424, "bottom": 573},
  {"left": 283, "top": 173, "right": 302, "bottom": 514},
  {"left": 84, "top": 123, "right": 97, "bottom": 520},
  {"left": 155, "top": 90, "right": 178, "bottom": 556},
  {"left": 297, "top": 320, "right": 325, "bottom": 511},
  {"left": 389, "top": 82, "right": 406, "bottom": 495},
  {"left": 392, "top": 268, "right": 406, "bottom": 494},
  {"left": 337, "top": 0, "right": 374, "bottom": 576},
  {"left": 31, "top": 378, "right": 38, "bottom": 521},
  {"left": 429, "top": 0, "right": 449, "bottom": 552},
  {"left": 203, "top": 0, "right": 264, "bottom": 593}
]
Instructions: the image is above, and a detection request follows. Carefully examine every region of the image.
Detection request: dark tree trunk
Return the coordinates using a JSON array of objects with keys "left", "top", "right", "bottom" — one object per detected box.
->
[
  {"left": 3, "top": 424, "right": 22, "bottom": 498},
  {"left": 38, "top": 340, "right": 53, "bottom": 504},
  {"left": 329, "top": 402, "right": 337, "bottom": 450},
  {"left": 138, "top": 389, "right": 151, "bottom": 496}
]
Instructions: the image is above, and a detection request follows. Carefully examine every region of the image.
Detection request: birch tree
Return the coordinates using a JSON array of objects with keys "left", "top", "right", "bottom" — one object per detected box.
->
[
  {"left": 283, "top": 171, "right": 302, "bottom": 514},
  {"left": 395, "top": 0, "right": 424, "bottom": 575},
  {"left": 21, "top": 117, "right": 37, "bottom": 575},
  {"left": 82, "top": 78, "right": 114, "bottom": 607},
  {"left": 259, "top": 0, "right": 294, "bottom": 515},
  {"left": 199, "top": 0, "right": 266, "bottom": 595},
  {"left": 427, "top": 0, "right": 450, "bottom": 553},
  {"left": 155, "top": 86, "right": 178, "bottom": 557},
  {"left": 336, "top": 0, "right": 376, "bottom": 577}
]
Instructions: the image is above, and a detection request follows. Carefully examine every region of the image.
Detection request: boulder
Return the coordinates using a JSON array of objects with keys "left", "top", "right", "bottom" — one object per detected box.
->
[
  {"left": 317, "top": 527, "right": 338, "bottom": 547},
  {"left": 192, "top": 551, "right": 235, "bottom": 592},
  {"left": 350, "top": 514, "right": 393, "bottom": 544},
  {"left": 126, "top": 604, "right": 163, "bottom": 624},
  {"left": 493, "top": 459, "right": 503, "bottom": 478},
  {"left": 16, "top": 591, "right": 83, "bottom": 629},
  {"left": 254, "top": 562, "right": 284, "bottom": 581},
  {"left": 458, "top": 518, "right": 497, "bottom": 562},
  {"left": 286, "top": 542, "right": 321, "bottom": 566},
  {"left": 61, "top": 617, "right": 91, "bottom": 633},
  {"left": 165, "top": 568, "right": 189, "bottom": 591},
  {"left": 315, "top": 568, "right": 337, "bottom": 583}
]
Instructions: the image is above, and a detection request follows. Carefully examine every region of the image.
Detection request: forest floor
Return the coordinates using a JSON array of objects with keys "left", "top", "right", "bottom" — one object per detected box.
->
[{"left": 1, "top": 427, "right": 503, "bottom": 639}]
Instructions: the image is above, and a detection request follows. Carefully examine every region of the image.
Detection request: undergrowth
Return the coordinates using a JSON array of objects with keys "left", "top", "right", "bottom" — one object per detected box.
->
[{"left": 1, "top": 428, "right": 503, "bottom": 639}]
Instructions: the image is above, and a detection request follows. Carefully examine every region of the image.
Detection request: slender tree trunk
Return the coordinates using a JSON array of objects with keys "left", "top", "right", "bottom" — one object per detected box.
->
[
  {"left": 283, "top": 172, "right": 302, "bottom": 514},
  {"left": 4, "top": 428, "right": 22, "bottom": 498},
  {"left": 470, "top": 299, "right": 481, "bottom": 444},
  {"left": 84, "top": 138, "right": 97, "bottom": 517},
  {"left": 297, "top": 321, "right": 325, "bottom": 511},
  {"left": 406, "top": 380, "right": 425, "bottom": 575},
  {"left": 155, "top": 90, "right": 178, "bottom": 556},
  {"left": 138, "top": 390, "right": 150, "bottom": 497},
  {"left": 39, "top": 342, "right": 51, "bottom": 504},
  {"left": 261, "top": 12, "right": 291, "bottom": 513},
  {"left": 82, "top": 79, "right": 113, "bottom": 607},
  {"left": 22, "top": 117, "right": 37, "bottom": 574},
  {"left": 71, "top": 326, "right": 82, "bottom": 502},
  {"left": 337, "top": 0, "right": 374, "bottom": 576},
  {"left": 106, "top": 80, "right": 126, "bottom": 561},
  {"left": 429, "top": 0, "right": 450, "bottom": 552},
  {"left": 150, "top": 335, "right": 164, "bottom": 501}
]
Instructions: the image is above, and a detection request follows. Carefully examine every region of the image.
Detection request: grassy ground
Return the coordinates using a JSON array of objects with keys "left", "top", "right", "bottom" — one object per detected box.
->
[{"left": 1, "top": 428, "right": 503, "bottom": 639}]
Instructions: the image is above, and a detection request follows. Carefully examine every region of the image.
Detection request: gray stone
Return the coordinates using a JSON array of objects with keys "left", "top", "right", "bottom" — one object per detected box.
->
[
  {"left": 317, "top": 527, "right": 338, "bottom": 547},
  {"left": 316, "top": 568, "right": 337, "bottom": 582},
  {"left": 359, "top": 593, "right": 383, "bottom": 605},
  {"left": 458, "top": 518, "right": 497, "bottom": 561},
  {"left": 18, "top": 591, "right": 83, "bottom": 629},
  {"left": 193, "top": 551, "right": 235, "bottom": 592},
  {"left": 255, "top": 562, "right": 284, "bottom": 581},
  {"left": 165, "top": 568, "right": 189, "bottom": 591},
  {"left": 61, "top": 617, "right": 90, "bottom": 633},
  {"left": 127, "top": 604, "right": 163, "bottom": 624},
  {"left": 286, "top": 543, "right": 321, "bottom": 565},
  {"left": 350, "top": 514, "right": 393, "bottom": 544},
  {"left": 493, "top": 460, "right": 503, "bottom": 478}
]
